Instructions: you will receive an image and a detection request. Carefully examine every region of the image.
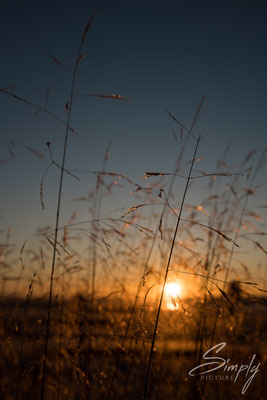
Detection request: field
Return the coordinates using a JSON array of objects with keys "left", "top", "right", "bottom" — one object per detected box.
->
[{"left": 0, "top": 294, "right": 266, "bottom": 399}]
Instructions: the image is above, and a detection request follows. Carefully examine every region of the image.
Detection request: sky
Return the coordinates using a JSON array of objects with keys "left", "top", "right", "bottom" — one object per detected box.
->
[{"left": 0, "top": 0, "right": 267, "bottom": 281}]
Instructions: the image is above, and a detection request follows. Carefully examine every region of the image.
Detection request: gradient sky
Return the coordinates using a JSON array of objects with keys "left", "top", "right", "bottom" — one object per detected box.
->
[{"left": 1, "top": 0, "right": 267, "bottom": 275}]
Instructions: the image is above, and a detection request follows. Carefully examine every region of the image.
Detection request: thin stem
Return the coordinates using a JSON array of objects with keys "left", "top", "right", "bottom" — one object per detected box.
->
[
  {"left": 56, "top": 262, "right": 66, "bottom": 400},
  {"left": 0, "top": 88, "right": 78, "bottom": 135},
  {"left": 143, "top": 135, "right": 201, "bottom": 400},
  {"left": 105, "top": 99, "right": 204, "bottom": 400},
  {"left": 40, "top": 11, "right": 97, "bottom": 397}
]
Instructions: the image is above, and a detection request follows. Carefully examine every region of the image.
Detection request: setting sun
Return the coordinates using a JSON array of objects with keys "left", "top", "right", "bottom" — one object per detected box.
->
[{"left": 165, "top": 281, "right": 182, "bottom": 310}]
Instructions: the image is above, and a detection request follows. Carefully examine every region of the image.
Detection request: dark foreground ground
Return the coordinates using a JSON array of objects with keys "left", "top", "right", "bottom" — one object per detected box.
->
[{"left": 0, "top": 294, "right": 266, "bottom": 400}]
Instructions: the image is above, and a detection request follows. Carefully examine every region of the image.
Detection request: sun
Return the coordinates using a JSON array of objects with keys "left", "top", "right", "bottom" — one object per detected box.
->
[{"left": 165, "top": 281, "right": 182, "bottom": 310}]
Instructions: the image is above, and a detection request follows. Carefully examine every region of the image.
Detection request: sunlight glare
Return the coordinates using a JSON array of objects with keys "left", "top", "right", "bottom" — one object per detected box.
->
[{"left": 165, "top": 281, "right": 182, "bottom": 310}]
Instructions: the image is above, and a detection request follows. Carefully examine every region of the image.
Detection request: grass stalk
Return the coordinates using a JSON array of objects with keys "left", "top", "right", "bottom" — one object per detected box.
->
[
  {"left": 40, "top": 10, "right": 97, "bottom": 400},
  {"left": 105, "top": 100, "right": 204, "bottom": 400},
  {"left": 143, "top": 134, "right": 201, "bottom": 400}
]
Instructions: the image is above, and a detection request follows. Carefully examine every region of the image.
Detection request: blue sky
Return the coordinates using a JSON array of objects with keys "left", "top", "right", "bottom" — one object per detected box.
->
[{"left": 0, "top": 1, "right": 266, "bottom": 278}]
